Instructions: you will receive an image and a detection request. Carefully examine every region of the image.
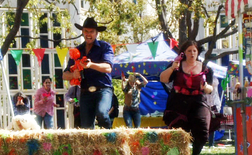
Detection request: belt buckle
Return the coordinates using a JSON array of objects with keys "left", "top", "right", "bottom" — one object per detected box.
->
[{"left": 88, "top": 86, "right": 96, "bottom": 92}]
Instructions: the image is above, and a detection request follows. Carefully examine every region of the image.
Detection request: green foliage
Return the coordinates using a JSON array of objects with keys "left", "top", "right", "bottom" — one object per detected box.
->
[
  {"left": 85, "top": 0, "right": 158, "bottom": 55},
  {"left": 112, "top": 79, "right": 124, "bottom": 106},
  {"left": 1, "top": 0, "right": 76, "bottom": 50}
]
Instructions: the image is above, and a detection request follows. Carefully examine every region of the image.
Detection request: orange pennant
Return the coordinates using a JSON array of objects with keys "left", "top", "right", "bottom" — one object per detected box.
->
[{"left": 111, "top": 45, "right": 116, "bottom": 53}]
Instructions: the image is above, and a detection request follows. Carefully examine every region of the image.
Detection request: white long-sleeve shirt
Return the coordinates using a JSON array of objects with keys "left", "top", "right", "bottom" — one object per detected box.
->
[{"left": 206, "top": 77, "right": 222, "bottom": 112}]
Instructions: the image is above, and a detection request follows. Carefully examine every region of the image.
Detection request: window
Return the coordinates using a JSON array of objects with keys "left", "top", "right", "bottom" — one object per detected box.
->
[
  {"left": 20, "top": 13, "right": 30, "bottom": 48},
  {"left": 54, "top": 53, "right": 64, "bottom": 89},
  {"left": 40, "top": 13, "right": 49, "bottom": 48},
  {"left": 22, "top": 54, "right": 31, "bottom": 67},
  {"left": 220, "top": 15, "right": 228, "bottom": 28},
  {"left": 81, "top": 0, "right": 85, "bottom": 8},
  {"left": 21, "top": 13, "right": 29, "bottom": 26},
  {"left": 23, "top": 69, "right": 32, "bottom": 89},
  {"left": 22, "top": 54, "right": 32, "bottom": 89},
  {"left": 41, "top": 54, "right": 50, "bottom": 74},
  {"left": 52, "top": 13, "right": 61, "bottom": 48},
  {"left": 21, "top": 28, "right": 29, "bottom": 48},
  {"left": 56, "top": 94, "right": 65, "bottom": 128},
  {"left": 41, "top": 53, "right": 52, "bottom": 88},
  {"left": 52, "top": 13, "right": 60, "bottom": 27},
  {"left": 8, "top": 53, "right": 17, "bottom": 74},
  {"left": 9, "top": 77, "right": 18, "bottom": 89},
  {"left": 8, "top": 53, "right": 18, "bottom": 89},
  {"left": 6, "top": 12, "right": 15, "bottom": 27},
  {"left": 6, "top": 12, "right": 17, "bottom": 48},
  {"left": 53, "top": 33, "right": 61, "bottom": 48},
  {"left": 40, "top": 35, "right": 49, "bottom": 48}
]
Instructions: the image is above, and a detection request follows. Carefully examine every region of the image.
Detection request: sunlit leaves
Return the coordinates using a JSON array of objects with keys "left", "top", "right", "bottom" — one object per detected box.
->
[
  {"left": 1, "top": 0, "right": 75, "bottom": 50},
  {"left": 85, "top": 0, "right": 157, "bottom": 55}
]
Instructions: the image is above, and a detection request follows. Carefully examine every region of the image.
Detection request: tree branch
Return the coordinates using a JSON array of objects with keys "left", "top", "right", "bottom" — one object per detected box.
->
[
  {"left": 44, "top": 0, "right": 80, "bottom": 15},
  {"left": 205, "top": 4, "right": 224, "bottom": 59},
  {"left": 190, "top": 0, "right": 202, "bottom": 40},
  {"left": 201, "top": 3, "right": 210, "bottom": 18},
  {"left": 15, "top": 34, "right": 82, "bottom": 42},
  {"left": 197, "top": 19, "right": 237, "bottom": 45},
  {"left": 1, "top": 0, "right": 29, "bottom": 57},
  {"left": 204, "top": 49, "right": 238, "bottom": 64},
  {"left": 156, "top": 0, "right": 173, "bottom": 38},
  {"left": 186, "top": 1, "right": 192, "bottom": 39}
]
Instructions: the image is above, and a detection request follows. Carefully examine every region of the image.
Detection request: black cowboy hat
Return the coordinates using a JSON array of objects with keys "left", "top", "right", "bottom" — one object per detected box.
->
[{"left": 74, "top": 17, "right": 106, "bottom": 32}]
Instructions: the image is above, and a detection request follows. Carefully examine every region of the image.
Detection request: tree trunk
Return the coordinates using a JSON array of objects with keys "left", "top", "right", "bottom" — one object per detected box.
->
[
  {"left": 179, "top": 0, "right": 187, "bottom": 46},
  {"left": 1, "top": 0, "right": 29, "bottom": 57}
]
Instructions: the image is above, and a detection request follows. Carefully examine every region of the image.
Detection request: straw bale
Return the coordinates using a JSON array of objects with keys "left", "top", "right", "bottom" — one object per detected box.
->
[{"left": 0, "top": 128, "right": 191, "bottom": 155}]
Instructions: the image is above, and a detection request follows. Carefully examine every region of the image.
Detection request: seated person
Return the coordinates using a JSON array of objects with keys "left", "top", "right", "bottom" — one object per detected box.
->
[{"left": 12, "top": 92, "right": 30, "bottom": 115}]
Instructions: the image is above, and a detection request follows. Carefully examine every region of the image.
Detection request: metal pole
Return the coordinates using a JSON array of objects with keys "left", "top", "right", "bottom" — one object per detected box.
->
[
  {"left": 238, "top": 11, "right": 248, "bottom": 155},
  {"left": 1, "top": 60, "right": 14, "bottom": 117},
  {"left": 238, "top": 12, "right": 243, "bottom": 86},
  {"left": 241, "top": 87, "right": 248, "bottom": 155}
]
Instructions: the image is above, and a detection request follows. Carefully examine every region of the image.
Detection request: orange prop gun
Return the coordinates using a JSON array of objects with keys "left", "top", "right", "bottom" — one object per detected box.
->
[{"left": 69, "top": 48, "right": 89, "bottom": 86}]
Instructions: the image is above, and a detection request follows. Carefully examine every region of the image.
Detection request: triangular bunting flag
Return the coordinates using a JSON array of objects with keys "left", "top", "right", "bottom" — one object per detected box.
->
[
  {"left": 126, "top": 44, "right": 138, "bottom": 54},
  {"left": 0, "top": 49, "right": 3, "bottom": 61},
  {"left": 56, "top": 46, "right": 69, "bottom": 67},
  {"left": 10, "top": 49, "right": 23, "bottom": 66},
  {"left": 170, "top": 38, "right": 178, "bottom": 49},
  {"left": 147, "top": 41, "right": 159, "bottom": 59},
  {"left": 126, "top": 44, "right": 138, "bottom": 61},
  {"left": 33, "top": 48, "right": 46, "bottom": 67},
  {"left": 111, "top": 45, "right": 116, "bottom": 53}
]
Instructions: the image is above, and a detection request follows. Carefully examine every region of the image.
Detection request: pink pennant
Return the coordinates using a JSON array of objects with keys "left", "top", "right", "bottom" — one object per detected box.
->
[{"left": 33, "top": 48, "right": 46, "bottom": 67}]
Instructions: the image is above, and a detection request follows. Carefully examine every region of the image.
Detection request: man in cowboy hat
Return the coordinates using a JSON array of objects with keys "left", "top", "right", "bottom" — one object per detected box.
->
[{"left": 63, "top": 17, "right": 114, "bottom": 129}]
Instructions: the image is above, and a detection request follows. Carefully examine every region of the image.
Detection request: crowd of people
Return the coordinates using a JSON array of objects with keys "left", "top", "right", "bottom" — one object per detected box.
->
[{"left": 11, "top": 17, "right": 223, "bottom": 155}]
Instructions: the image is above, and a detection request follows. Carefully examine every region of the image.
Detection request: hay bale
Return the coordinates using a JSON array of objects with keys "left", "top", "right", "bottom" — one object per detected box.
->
[
  {"left": 0, "top": 128, "right": 191, "bottom": 155},
  {"left": 126, "top": 128, "right": 191, "bottom": 155}
]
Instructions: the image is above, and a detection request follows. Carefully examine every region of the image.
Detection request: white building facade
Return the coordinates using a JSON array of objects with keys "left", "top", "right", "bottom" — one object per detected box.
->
[{"left": 0, "top": 0, "right": 91, "bottom": 129}]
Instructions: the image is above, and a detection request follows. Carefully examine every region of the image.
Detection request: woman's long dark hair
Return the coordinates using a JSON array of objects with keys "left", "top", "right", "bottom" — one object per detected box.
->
[{"left": 179, "top": 40, "right": 203, "bottom": 61}]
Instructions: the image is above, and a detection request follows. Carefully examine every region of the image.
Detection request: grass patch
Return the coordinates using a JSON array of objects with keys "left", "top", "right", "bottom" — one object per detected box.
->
[
  {"left": 200, "top": 138, "right": 235, "bottom": 155},
  {"left": 200, "top": 145, "right": 235, "bottom": 155}
]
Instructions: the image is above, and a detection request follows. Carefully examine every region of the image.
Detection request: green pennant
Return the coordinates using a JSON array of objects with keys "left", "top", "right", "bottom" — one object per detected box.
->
[
  {"left": 147, "top": 41, "right": 159, "bottom": 59},
  {"left": 10, "top": 49, "right": 23, "bottom": 66}
]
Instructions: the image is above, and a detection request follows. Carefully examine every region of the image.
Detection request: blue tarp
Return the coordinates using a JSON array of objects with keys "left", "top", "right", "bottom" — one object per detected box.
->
[
  {"left": 112, "top": 61, "right": 171, "bottom": 81},
  {"left": 139, "top": 82, "right": 168, "bottom": 115}
]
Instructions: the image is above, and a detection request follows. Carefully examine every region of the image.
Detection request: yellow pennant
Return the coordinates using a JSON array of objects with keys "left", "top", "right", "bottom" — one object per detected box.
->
[{"left": 56, "top": 46, "right": 69, "bottom": 67}]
